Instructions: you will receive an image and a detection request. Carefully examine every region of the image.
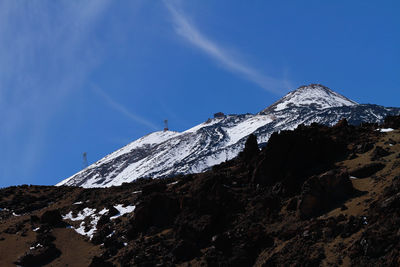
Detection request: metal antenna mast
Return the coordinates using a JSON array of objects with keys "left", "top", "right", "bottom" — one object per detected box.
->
[
  {"left": 164, "top": 119, "right": 169, "bottom": 131},
  {"left": 82, "top": 152, "right": 88, "bottom": 169}
]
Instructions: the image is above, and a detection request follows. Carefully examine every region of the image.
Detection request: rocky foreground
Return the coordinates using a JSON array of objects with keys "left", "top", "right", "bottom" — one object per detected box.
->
[{"left": 1, "top": 116, "right": 400, "bottom": 266}]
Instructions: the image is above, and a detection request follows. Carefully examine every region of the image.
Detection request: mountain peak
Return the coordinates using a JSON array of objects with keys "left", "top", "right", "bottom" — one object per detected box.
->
[
  {"left": 261, "top": 84, "right": 357, "bottom": 113},
  {"left": 56, "top": 83, "right": 400, "bottom": 188}
]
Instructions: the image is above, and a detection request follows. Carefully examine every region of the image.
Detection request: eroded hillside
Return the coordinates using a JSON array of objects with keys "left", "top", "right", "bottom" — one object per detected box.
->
[{"left": 1, "top": 116, "right": 400, "bottom": 266}]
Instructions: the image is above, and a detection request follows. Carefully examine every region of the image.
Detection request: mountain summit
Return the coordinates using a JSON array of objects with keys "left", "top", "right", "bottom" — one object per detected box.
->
[
  {"left": 261, "top": 84, "right": 357, "bottom": 113},
  {"left": 57, "top": 84, "right": 400, "bottom": 188}
]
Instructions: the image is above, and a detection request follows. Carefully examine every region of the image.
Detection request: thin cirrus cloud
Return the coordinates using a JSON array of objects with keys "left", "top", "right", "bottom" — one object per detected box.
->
[
  {"left": 92, "top": 85, "right": 159, "bottom": 131},
  {"left": 0, "top": 0, "right": 110, "bottom": 183},
  {"left": 164, "top": 1, "right": 290, "bottom": 95}
]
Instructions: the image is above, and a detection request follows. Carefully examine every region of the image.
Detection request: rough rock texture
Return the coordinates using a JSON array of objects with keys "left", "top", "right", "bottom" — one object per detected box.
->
[
  {"left": 58, "top": 85, "right": 400, "bottom": 188},
  {"left": 349, "top": 162, "right": 386, "bottom": 178},
  {"left": 298, "top": 170, "right": 354, "bottom": 218},
  {"left": 1, "top": 116, "right": 400, "bottom": 266},
  {"left": 40, "top": 209, "right": 63, "bottom": 226}
]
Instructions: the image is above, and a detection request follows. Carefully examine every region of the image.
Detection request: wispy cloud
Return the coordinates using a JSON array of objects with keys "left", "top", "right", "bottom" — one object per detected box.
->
[
  {"left": 92, "top": 85, "right": 159, "bottom": 130},
  {"left": 0, "top": 1, "right": 110, "bottom": 184},
  {"left": 164, "top": 1, "right": 290, "bottom": 95}
]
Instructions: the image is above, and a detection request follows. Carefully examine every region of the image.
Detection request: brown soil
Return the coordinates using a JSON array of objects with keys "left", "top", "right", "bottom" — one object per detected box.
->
[{"left": 1, "top": 117, "right": 400, "bottom": 266}]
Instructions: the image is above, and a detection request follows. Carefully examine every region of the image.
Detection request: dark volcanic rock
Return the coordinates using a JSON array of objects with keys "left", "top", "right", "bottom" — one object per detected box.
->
[
  {"left": 91, "top": 224, "right": 112, "bottom": 245},
  {"left": 382, "top": 115, "right": 400, "bottom": 129},
  {"left": 355, "top": 142, "right": 374, "bottom": 154},
  {"left": 371, "top": 146, "right": 392, "bottom": 161},
  {"left": 3, "top": 116, "right": 400, "bottom": 267},
  {"left": 15, "top": 245, "right": 61, "bottom": 267},
  {"left": 141, "top": 182, "right": 166, "bottom": 195},
  {"left": 252, "top": 124, "right": 348, "bottom": 195},
  {"left": 89, "top": 256, "right": 115, "bottom": 267},
  {"left": 4, "top": 221, "right": 25, "bottom": 234},
  {"left": 298, "top": 170, "right": 354, "bottom": 218},
  {"left": 172, "top": 239, "right": 199, "bottom": 262},
  {"left": 128, "top": 193, "right": 179, "bottom": 237},
  {"left": 40, "top": 209, "right": 62, "bottom": 226},
  {"left": 349, "top": 163, "right": 386, "bottom": 178},
  {"left": 107, "top": 206, "right": 119, "bottom": 217},
  {"left": 239, "top": 134, "right": 259, "bottom": 161}
]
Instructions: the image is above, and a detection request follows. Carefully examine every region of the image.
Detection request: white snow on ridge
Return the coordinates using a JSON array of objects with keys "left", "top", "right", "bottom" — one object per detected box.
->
[
  {"left": 184, "top": 117, "right": 223, "bottom": 133},
  {"left": 224, "top": 115, "right": 273, "bottom": 146},
  {"left": 97, "top": 130, "right": 180, "bottom": 164},
  {"left": 57, "top": 84, "right": 400, "bottom": 189},
  {"left": 273, "top": 85, "right": 357, "bottom": 111},
  {"left": 56, "top": 130, "right": 180, "bottom": 186}
]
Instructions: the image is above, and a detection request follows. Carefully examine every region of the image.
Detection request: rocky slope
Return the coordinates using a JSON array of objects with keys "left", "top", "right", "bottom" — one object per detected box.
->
[
  {"left": 58, "top": 84, "right": 400, "bottom": 188},
  {"left": 1, "top": 115, "right": 400, "bottom": 266}
]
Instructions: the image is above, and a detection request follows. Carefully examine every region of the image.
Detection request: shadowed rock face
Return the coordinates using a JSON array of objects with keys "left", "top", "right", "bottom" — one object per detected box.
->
[
  {"left": 16, "top": 245, "right": 61, "bottom": 267},
  {"left": 128, "top": 193, "right": 180, "bottom": 235},
  {"left": 371, "top": 146, "right": 392, "bottom": 161},
  {"left": 252, "top": 123, "right": 348, "bottom": 195},
  {"left": 40, "top": 210, "right": 63, "bottom": 226},
  {"left": 350, "top": 163, "right": 386, "bottom": 178},
  {"left": 1, "top": 116, "right": 400, "bottom": 266},
  {"left": 58, "top": 85, "right": 400, "bottom": 188},
  {"left": 383, "top": 115, "right": 400, "bottom": 129},
  {"left": 298, "top": 170, "right": 355, "bottom": 219},
  {"left": 239, "top": 134, "right": 259, "bottom": 161},
  {"left": 15, "top": 231, "right": 61, "bottom": 267}
]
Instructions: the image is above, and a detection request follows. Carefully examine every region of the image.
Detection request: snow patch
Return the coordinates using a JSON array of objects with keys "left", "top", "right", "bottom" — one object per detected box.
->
[
  {"left": 30, "top": 243, "right": 43, "bottom": 250},
  {"left": 378, "top": 128, "right": 394, "bottom": 133},
  {"left": 63, "top": 208, "right": 103, "bottom": 239},
  {"left": 110, "top": 204, "right": 135, "bottom": 220},
  {"left": 62, "top": 205, "right": 134, "bottom": 239},
  {"left": 62, "top": 208, "right": 96, "bottom": 221}
]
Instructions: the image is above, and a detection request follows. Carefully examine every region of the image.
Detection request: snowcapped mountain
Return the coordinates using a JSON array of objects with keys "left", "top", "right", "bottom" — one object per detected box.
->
[
  {"left": 262, "top": 84, "right": 357, "bottom": 112},
  {"left": 57, "top": 84, "right": 400, "bottom": 188}
]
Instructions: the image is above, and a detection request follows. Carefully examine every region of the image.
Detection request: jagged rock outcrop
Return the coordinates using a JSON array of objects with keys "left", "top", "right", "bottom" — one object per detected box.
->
[
  {"left": 1, "top": 116, "right": 400, "bottom": 266},
  {"left": 298, "top": 170, "right": 354, "bottom": 218},
  {"left": 57, "top": 84, "right": 400, "bottom": 188}
]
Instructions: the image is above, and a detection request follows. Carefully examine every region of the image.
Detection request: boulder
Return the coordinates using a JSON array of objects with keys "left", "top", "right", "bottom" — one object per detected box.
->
[
  {"left": 141, "top": 182, "right": 166, "bottom": 195},
  {"left": 333, "top": 118, "right": 348, "bottom": 128},
  {"left": 172, "top": 240, "right": 199, "bottom": 262},
  {"left": 382, "top": 115, "right": 400, "bottom": 129},
  {"left": 355, "top": 143, "right": 374, "bottom": 154},
  {"left": 371, "top": 146, "right": 392, "bottom": 161},
  {"left": 252, "top": 125, "right": 347, "bottom": 195},
  {"left": 349, "top": 163, "right": 385, "bottom": 178},
  {"left": 129, "top": 193, "right": 179, "bottom": 234},
  {"left": 89, "top": 256, "right": 115, "bottom": 267},
  {"left": 240, "top": 134, "right": 259, "bottom": 161},
  {"left": 298, "top": 170, "right": 354, "bottom": 218},
  {"left": 40, "top": 209, "right": 62, "bottom": 226},
  {"left": 15, "top": 245, "right": 61, "bottom": 266}
]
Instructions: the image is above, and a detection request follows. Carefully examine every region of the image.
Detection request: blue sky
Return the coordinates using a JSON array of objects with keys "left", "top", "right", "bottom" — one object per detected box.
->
[{"left": 0, "top": 0, "right": 399, "bottom": 187}]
